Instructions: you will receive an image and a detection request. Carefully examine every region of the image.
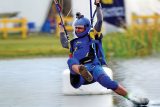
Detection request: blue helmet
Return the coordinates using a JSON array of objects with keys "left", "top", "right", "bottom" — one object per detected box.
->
[{"left": 74, "top": 14, "right": 91, "bottom": 37}]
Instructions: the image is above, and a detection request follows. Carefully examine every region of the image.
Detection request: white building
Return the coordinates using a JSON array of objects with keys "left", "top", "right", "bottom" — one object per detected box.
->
[
  {"left": 0, "top": 0, "right": 160, "bottom": 32},
  {"left": 0, "top": 0, "right": 51, "bottom": 31}
]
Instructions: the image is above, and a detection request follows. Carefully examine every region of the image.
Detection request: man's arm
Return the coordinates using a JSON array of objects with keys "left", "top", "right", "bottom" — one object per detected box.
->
[
  {"left": 93, "top": 0, "right": 108, "bottom": 66},
  {"left": 59, "top": 25, "right": 69, "bottom": 49},
  {"left": 94, "top": 0, "right": 103, "bottom": 32}
]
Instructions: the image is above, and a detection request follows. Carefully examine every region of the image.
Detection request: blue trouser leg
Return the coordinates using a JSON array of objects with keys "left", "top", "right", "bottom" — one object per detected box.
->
[
  {"left": 67, "top": 58, "right": 85, "bottom": 88},
  {"left": 92, "top": 65, "right": 118, "bottom": 90},
  {"left": 67, "top": 58, "right": 79, "bottom": 74}
]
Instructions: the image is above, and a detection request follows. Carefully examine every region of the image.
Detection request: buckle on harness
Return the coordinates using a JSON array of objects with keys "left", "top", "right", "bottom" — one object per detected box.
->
[{"left": 80, "top": 57, "right": 93, "bottom": 64}]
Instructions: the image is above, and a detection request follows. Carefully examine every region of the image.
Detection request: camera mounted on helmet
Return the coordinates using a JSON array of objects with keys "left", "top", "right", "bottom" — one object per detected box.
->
[
  {"left": 76, "top": 12, "right": 84, "bottom": 19},
  {"left": 74, "top": 12, "right": 91, "bottom": 38}
]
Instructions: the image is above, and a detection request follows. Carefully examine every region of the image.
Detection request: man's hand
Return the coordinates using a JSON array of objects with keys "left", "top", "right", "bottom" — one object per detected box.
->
[
  {"left": 95, "top": 0, "right": 100, "bottom": 4},
  {"left": 94, "top": 0, "right": 101, "bottom": 6},
  {"left": 59, "top": 22, "right": 64, "bottom": 32}
]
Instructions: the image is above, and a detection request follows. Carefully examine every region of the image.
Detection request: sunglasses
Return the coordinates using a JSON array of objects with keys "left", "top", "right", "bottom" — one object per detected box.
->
[{"left": 75, "top": 27, "right": 85, "bottom": 30}]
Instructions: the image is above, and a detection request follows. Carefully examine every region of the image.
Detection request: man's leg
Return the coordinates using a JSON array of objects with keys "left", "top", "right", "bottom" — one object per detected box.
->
[
  {"left": 68, "top": 58, "right": 93, "bottom": 82},
  {"left": 68, "top": 58, "right": 84, "bottom": 88},
  {"left": 113, "top": 84, "right": 149, "bottom": 105},
  {"left": 93, "top": 65, "right": 118, "bottom": 90},
  {"left": 114, "top": 84, "right": 128, "bottom": 96},
  {"left": 93, "top": 65, "right": 149, "bottom": 105}
]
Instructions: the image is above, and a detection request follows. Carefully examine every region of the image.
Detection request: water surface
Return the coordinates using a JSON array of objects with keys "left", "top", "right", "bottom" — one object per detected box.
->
[{"left": 0, "top": 57, "right": 160, "bottom": 107}]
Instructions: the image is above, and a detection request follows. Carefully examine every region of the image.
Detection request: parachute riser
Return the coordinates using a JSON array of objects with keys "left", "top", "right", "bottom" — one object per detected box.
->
[
  {"left": 54, "top": 0, "right": 69, "bottom": 39},
  {"left": 90, "top": 0, "right": 98, "bottom": 28}
]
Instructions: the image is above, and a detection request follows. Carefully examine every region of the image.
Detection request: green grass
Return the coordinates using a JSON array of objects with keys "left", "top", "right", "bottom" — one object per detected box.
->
[
  {"left": 0, "top": 29, "right": 160, "bottom": 59},
  {"left": 0, "top": 33, "right": 69, "bottom": 59},
  {"left": 103, "top": 29, "right": 160, "bottom": 58}
]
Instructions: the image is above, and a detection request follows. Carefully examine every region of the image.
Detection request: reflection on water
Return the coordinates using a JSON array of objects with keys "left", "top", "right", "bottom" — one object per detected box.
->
[
  {"left": 112, "top": 57, "right": 160, "bottom": 99},
  {"left": 0, "top": 58, "right": 67, "bottom": 107},
  {"left": 0, "top": 57, "right": 160, "bottom": 107},
  {"left": 111, "top": 57, "right": 160, "bottom": 107},
  {"left": 61, "top": 95, "right": 113, "bottom": 107}
]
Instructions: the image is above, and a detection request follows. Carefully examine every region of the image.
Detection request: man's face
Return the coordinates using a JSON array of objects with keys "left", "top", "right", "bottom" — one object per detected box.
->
[{"left": 75, "top": 25, "right": 85, "bottom": 34}]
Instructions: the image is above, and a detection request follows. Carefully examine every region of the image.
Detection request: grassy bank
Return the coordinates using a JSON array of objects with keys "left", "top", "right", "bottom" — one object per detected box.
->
[
  {"left": 0, "top": 33, "right": 69, "bottom": 59},
  {"left": 103, "top": 29, "right": 160, "bottom": 58},
  {"left": 0, "top": 30, "right": 160, "bottom": 59}
]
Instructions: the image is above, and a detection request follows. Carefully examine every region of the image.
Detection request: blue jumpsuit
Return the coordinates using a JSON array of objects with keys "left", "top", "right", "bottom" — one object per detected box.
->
[
  {"left": 67, "top": 33, "right": 118, "bottom": 90},
  {"left": 60, "top": 5, "right": 118, "bottom": 91}
]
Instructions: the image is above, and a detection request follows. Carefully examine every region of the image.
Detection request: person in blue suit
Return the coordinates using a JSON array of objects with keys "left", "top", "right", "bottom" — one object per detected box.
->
[{"left": 59, "top": 0, "right": 149, "bottom": 105}]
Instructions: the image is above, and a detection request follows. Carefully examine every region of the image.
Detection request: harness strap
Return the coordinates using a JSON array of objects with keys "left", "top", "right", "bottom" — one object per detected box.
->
[
  {"left": 89, "top": 29, "right": 102, "bottom": 40},
  {"left": 79, "top": 45, "right": 95, "bottom": 64}
]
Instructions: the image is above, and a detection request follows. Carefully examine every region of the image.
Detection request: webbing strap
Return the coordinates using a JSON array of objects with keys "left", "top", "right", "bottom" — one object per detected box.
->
[{"left": 89, "top": 29, "right": 102, "bottom": 39}]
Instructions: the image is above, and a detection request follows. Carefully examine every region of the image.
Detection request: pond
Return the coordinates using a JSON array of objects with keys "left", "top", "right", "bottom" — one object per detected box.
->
[{"left": 0, "top": 57, "right": 160, "bottom": 107}]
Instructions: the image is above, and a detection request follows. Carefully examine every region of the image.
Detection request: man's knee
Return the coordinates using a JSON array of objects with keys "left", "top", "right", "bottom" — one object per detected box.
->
[
  {"left": 70, "top": 73, "right": 83, "bottom": 89},
  {"left": 92, "top": 65, "right": 106, "bottom": 80},
  {"left": 97, "top": 74, "right": 118, "bottom": 90},
  {"left": 67, "top": 58, "right": 79, "bottom": 69}
]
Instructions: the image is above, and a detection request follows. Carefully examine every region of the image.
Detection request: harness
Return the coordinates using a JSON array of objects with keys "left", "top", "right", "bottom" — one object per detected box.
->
[
  {"left": 70, "top": 29, "right": 104, "bottom": 65},
  {"left": 79, "top": 44, "right": 95, "bottom": 64}
]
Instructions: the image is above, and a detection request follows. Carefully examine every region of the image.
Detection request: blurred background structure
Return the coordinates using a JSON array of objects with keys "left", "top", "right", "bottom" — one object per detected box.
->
[
  {"left": 0, "top": 0, "right": 72, "bottom": 34},
  {"left": 0, "top": 0, "right": 160, "bottom": 58},
  {"left": 0, "top": 0, "right": 160, "bottom": 34}
]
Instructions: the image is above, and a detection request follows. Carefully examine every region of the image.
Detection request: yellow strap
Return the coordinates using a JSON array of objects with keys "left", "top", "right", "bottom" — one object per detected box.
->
[{"left": 89, "top": 29, "right": 101, "bottom": 39}]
